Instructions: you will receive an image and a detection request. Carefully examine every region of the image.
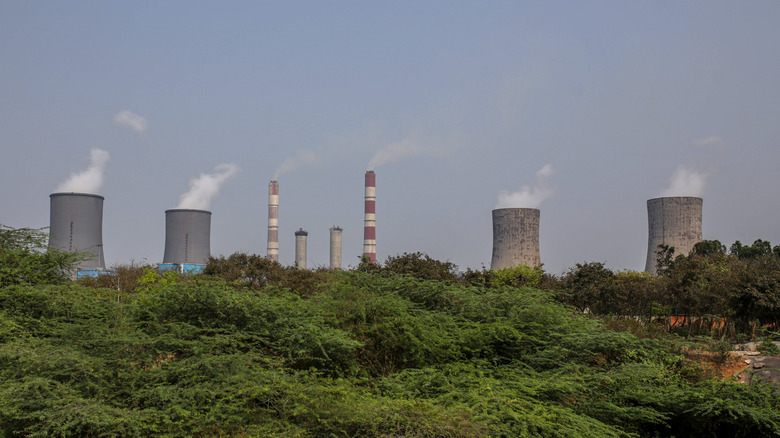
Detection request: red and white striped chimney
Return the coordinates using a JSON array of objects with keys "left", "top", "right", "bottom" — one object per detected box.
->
[
  {"left": 267, "top": 180, "right": 279, "bottom": 262},
  {"left": 363, "top": 170, "right": 376, "bottom": 263}
]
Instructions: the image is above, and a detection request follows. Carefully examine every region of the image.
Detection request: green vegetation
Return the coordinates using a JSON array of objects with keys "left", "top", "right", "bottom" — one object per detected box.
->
[{"left": 2, "top": 229, "right": 780, "bottom": 436}]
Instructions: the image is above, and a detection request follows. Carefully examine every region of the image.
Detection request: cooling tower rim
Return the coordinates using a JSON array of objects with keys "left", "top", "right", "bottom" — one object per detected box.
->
[
  {"left": 50, "top": 192, "right": 105, "bottom": 200},
  {"left": 165, "top": 208, "right": 212, "bottom": 215},
  {"left": 646, "top": 196, "right": 703, "bottom": 203},
  {"left": 492, "top": 207, "right": 540, "bottom": 213}
]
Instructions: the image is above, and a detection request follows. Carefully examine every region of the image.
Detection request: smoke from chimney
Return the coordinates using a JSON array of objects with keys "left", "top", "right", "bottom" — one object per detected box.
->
[
  {"left": 274, "top": 150, "right": 319, "bottom": 180},
  {"left": 55, "top": 148, "right": 110, "bottom": 194},
  {"left": 496, "top": 164, "right": 555, "bottom": 209},
  {"left": 658, "top": 165, "right": 708, "bottom": 197},
  {"left": 176, "top": 163, "right": 239, "bottom": 210}
]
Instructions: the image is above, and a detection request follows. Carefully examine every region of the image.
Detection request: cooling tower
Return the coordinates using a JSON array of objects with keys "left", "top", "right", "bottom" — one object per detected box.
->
[
  {"left": 491, "top": 208, "right": 541, "bottom": 270},
  {"left": 162, "top": 209, "right": 211, "bottom": 268},
  {"left": 295, "top": 228, "right": 308, "bottom": 269},
  {"left": 330, "top": 226, "right": 343, "bottom": 269},
  {"left": 48, "top": 192, "right": 106, "bottom": 269},
  {"left": 267, "top": 180, "right": 279, "bottom": 262},
  {"left": 645, "top": 197, "right": 702, "bottom": 274},
  {"left": 363, "top": 170, "right": 376, "bottom": 263}
]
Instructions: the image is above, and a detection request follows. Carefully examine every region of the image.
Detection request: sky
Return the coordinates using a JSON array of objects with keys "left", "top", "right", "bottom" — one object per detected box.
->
[{"left": 2, "top": 1, "right": 779, "bottom": 274}]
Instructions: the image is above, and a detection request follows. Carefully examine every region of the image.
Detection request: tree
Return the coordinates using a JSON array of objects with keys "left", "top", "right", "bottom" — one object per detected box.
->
[
  {"left": 0, "top": 225, "right": 79, "bottom": 286},
  {"left": 382, "top": 252, "right": 458, "bottom": 283},
  {"left": 691, "top": 240, "right": 726, "bottom": 257}
]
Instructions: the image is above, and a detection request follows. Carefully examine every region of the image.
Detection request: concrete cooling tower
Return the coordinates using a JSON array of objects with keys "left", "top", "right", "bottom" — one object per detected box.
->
[
  {"left": 48, "top": 192, "right": 107, "bottom": 271},
  {"left": 295, "top": 228, "right": 308, "bottom": 269},
  {"left": 161, "top": 209, "right": 211, "bottom": 273},
  {"left": 491, "top": 208, "right": 541, "bottom": 270},
  {"left": 645, "top": 197, "right": 702, "bottom": 274},
  {"left": 330, "top": 226, "right": 343, "bottom": 270}
]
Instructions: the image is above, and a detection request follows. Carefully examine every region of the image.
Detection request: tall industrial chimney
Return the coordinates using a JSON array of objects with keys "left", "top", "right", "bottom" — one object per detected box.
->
[
  {"left": 161, "top": 209, "right": 211, "bottom": 272},
  {"left": 645, "top": 197, "right": 702, "bottom": 274},
  {"left": 363, "top": 170, "right": 376, "bottom": 263},
  {"left": 491, "top": 208, "right": 541, "bottom": 270},
  {"left": 330, "top": 226, "right": 343, "bottom": 269},
  {"left": 295, "top": 228, "right": 308, "bottom": 269},
  {"left": 48, "top": 192, "right": 106, "bottom": 270},
  {"left": 267, "top": 180, "right": 279, "bottom": 262}
]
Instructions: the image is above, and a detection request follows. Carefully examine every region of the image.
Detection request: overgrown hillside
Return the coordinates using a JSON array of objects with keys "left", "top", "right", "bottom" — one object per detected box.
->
[{"left": 1, "top": 228, "right": 780, "bottom": 437}]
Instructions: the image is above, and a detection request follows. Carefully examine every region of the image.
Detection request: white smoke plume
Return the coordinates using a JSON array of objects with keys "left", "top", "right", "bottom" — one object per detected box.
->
[
  {"left": 368, "top": 138, "right": 425, "bottom": 170},
  {"left": 496, "top": 164, "right": 555, "bottom": 209},
  {"left": 55, "top": 148, "right": 110, "bottom": 194},
  {"left": 692, "top": 136, "right": 722, "bottom": 147},
  {"left": 659, "top": 165, "right": 708, "bottom": 197},
  {"left": 274, "top": 150, "right": 319, "bottom": 179},
  {"left": 176, "top": 163, "right": 240, "bottom": 210},
  {"left": 113, "top": 110, "right": 148, "bottom": 134}
]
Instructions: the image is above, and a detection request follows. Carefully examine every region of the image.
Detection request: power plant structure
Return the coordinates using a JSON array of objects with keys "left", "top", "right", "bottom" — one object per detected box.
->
[
  {"left": 160, "top": 209, "right": 212, "bottom": 273},
  {"left": 294, "top": 228, "right": 308, "bottom": 269},
  {"left": 645, "top": 196, "right": 703, "bottom": 274},
  {"left": 48, "top": 192, "right": 107, "bottom": 276},
  {"left": 491, "top": 208, "right": 541, "bottom": 270},
  {"left": 267, "top": 180, "right": 279, "bottom": 263},
  {"left": 330, "top": 226, "right": 343, "bottom": 269},
  {"left": 363, "top": 170, "right": 376, "bottom": 263}
]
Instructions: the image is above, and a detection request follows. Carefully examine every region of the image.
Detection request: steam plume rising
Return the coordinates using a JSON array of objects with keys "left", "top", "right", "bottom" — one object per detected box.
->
[
  {"left": 274, "top": 150, "right": 319, "bottom": 179},
  {"left": 496, "top": 164, "right": 555, "bottom": 209},
  {"left": 659, "top": 165, "right": 708, "bottom": 197},
  {"left": 368, "top": 138, "right": 424, "bottom": 170},
  {"left": 113, "top": 110, "right": 148, "bottom": 134},
  {"left": 176, "top": 163, "right": 240, "bottom": 210},
  {"left": 55, "top": 148, "right": 110, "bottom": 194}
]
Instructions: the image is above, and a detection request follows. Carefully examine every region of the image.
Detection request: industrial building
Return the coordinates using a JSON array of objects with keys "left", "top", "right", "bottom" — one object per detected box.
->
[
  {"left": 160, "top": 209, "right": 212, "bottom": 273},
  {"left": 491, "top": 208, "right": 541, "bottom": 270},
  {"left": 645, "top": 196, "right": 703, "bottom": 274},
  {"left": 48, "top": 192, "right": 107, "bottom": 277}
]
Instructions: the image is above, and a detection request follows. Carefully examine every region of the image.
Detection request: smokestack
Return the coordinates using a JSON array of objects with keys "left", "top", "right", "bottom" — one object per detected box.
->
[
  {"left": 645, "top": 197, "right": 702, "bottom": 274},
  {"left": 48, "top": 193, "right": 106, "bottom": 270},
  {"left": 162, "top": 209, "right": 211, "bottom": 272},
  {"left": 363, "top": 170, "right": 376, "bottom": 263},
  {"left": 330, "top": 226, "right": 343, "bottom": 269},
  {"left": 267, "top": 180, "right": 279, "bottom": 262},
  {"left": 295, "top": 228, "right": 308, "bottom": 269},
  {"left": 491, "top": 208, "right": 541, "bottom": 270}
]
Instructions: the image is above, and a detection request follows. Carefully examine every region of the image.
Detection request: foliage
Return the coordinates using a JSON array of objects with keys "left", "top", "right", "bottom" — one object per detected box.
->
[
  {"left": 757, "top": 340, "right": 780, "bottom": 356},
  {"left": 0, "top": 225, "right": 80, "bottom": 287},
  {"left": 3, "top": 247, "right": 780, "bottom": 436},
  {"left": 382, "top": 251, "right": 459, "bottom": 283}
]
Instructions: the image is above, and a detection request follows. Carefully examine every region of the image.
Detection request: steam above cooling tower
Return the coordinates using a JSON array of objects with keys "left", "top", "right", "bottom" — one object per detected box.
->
[
  {"left": 645, "top": 197, "right": 702, "bottom": 274},
  {"left": 267, "top": 180, "right": 279, "bottom": 262},
  {"left": 48, "top": 193, "right": 107, "bottom": 270},
  {"left": 330, "top": 226, "right": 343, "bottom": 269},
  {"left": 162, "top": 209, "right": 211, "bottom": 272},
  {"left": 491, "top": 208, "right": 541, "bottom": 270},
  {"left": 363, "top": 171, "right": 376, "bottom": 263},
  {"left": 295, "top": 228, "right": 308, "bottom": 269}
]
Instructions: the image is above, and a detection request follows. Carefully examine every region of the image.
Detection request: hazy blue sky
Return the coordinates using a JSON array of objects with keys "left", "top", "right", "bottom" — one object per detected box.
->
[{"left": 2, "top": 1, "right": 779, "bottom": 274}]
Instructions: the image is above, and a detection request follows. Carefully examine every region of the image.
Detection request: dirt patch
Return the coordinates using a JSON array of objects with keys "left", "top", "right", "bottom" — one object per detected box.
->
[{"left": 681, "top": 348, "right": 750, "bottom": 380}]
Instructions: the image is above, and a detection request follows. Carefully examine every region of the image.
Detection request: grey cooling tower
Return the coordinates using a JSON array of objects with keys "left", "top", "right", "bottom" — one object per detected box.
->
[
  {"left": 491, "top": 208, "right": 541, "bottom": 270},
  {"left": 295, "top": 228, "right": 308, "bottom": 269},
  {"left": 162, "top": 209, "right": 212, "bottom": 266},
  {"left": 48, "top": 192, "right": 107, "bottom": 269},
  {"left": 645, "top": 197, "right": 702, "bottom": 274},
  {"left": 330, "top": 226, "right": 342, "bottom": 269}
]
